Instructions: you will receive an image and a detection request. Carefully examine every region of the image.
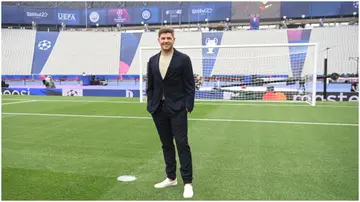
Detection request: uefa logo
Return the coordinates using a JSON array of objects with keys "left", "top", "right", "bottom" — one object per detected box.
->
[
  {"left": 142, "top": 9, "right": 151, "bottom": 20},
  {"left": 89, "top": 12, "right": 99, "bottom": 23}
]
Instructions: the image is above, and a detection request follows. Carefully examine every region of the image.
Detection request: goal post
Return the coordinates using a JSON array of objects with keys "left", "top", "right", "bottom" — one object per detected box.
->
[{"left": 139, "top": 43, "right": 319, "bottom": 106}]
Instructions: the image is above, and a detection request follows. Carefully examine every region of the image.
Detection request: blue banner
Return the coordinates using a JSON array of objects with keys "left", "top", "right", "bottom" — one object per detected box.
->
[
  {"left": 287, "top": 29, "right": 312, "bottom": 78},
  {"left": 189, "top": 2, "right": 231, "bottom": 22},
  {"left": 309, "top": 2, "right": 343, "bottom": 17},
  {"left": 23, "top": 8, "right": 56, "bottom": 24},
  {"left": 30, "top": 88, "right": 62, "bottom": 96},
  {"left": 160, "top": 4, "right": 189, "bottom": 24},
  {"left": 202, "top": 32, "right": 223, "bottom": 77},
  {"left": 119, "top": 33, "right": 143, "bottom": 75},
  {"left": 1, "top": 88, "right": 62, "bottom": 96},
  {"left": 2, "top": 74, "right": 138, "bottom": 81},
  {"left": 1, "top": 88, "right": 30, "bottom": 95},
  {"left": 196, "top": 91, "right": 224, "bottom": 99},
  {"left": 2, "top": 2, "right": 357, "bottom": 25},
  {"left": 133, "top": 7, "right": 159, "bottom": 24},
  {"left": 281, "top": 2, "right": 310, "bottom": 18},
  {"left": 2, "top": 6, "right": 24, "bottom": 24},
  {"left": 281, "top": 2, "right": 358, "bottom": 18},
  {"left": 57, "top": 9, "right": 81, "bottom": 25},
  {"left": 31, "top": 31, "right": 60, "bottom": 74},
  {"left": 83, "top": 89, "right": 140, "bottom": 97},
  {"left": 82, "top": 9, "right": 107, "bottom": 26},
  {"left": 339, "top": 2, "right": 359, "bottom": 16},
  {"left": 107, "top": 8, "right": 133, "bottom": 25}
]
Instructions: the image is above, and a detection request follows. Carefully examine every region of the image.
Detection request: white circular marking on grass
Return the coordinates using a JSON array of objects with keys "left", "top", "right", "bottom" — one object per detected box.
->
[{"left": 117, "top": 175, "right": 137, "bottom": 182}]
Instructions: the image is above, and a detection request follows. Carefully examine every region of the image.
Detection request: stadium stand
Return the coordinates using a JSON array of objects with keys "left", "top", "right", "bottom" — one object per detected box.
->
[{"left": 1, "top": 29, "right": 36, "bottom": 75}]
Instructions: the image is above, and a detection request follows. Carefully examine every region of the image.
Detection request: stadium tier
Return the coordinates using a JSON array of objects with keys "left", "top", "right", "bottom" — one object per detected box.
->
[{"left": 2, "top": 26, "right": 358, "bottom": 103}]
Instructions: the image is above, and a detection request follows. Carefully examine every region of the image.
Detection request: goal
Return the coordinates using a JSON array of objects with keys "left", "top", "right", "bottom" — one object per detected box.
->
[{"left": 139, "top": 43, "right": 319, "bottom": 106}]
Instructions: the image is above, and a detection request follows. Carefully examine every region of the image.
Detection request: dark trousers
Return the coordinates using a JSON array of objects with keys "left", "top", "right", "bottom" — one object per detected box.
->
[{"left": 151, "top": 101, "right": 193, "bottom": 184}]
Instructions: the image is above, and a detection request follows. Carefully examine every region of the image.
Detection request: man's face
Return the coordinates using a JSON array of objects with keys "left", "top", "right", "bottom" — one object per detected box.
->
[{"left": 158, "top": 33, "right": 175, "bottom": 51}]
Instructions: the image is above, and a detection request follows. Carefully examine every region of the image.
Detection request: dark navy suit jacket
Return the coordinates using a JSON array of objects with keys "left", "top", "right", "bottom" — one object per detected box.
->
[{"left": 146, "top": 48, "right": 195, "bottom": 115}]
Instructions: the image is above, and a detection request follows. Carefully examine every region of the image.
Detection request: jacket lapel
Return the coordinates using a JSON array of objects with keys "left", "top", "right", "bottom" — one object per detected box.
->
[
  {"left": 154, "top": 51, "right": 162, "bottom": 79},
  {"left": 163, "top": 49, "right": 178, "bottom": 80},
  {"left": 154, "top": 48, "right": 179, "bottom": 80}
]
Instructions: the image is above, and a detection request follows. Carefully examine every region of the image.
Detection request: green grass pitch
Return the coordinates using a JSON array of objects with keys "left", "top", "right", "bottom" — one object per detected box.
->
[{"left": 1, "top": 96, "right": 358, "bottom": 200}]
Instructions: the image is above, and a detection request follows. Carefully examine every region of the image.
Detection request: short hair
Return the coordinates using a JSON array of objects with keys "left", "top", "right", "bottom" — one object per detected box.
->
[{"left": 158, "top": 27, "right": 174, "bottom": 38}]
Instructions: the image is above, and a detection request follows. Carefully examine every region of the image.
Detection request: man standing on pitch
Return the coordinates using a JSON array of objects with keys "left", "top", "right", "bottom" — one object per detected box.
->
[{"left": 146, "top": 27, "right": 195, "bottom": 198}]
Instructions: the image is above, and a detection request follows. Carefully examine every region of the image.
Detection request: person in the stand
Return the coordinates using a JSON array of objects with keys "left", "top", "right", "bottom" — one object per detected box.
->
[
  {"left": 43, "top": 75, "right": 56, "bottom": 88},
  {"left": 351, "top": 80, "right": 358, "bottom": 92},
  {"left": 90, "top": 75, "right": 107, "bottom": 86},
  {"left": 194, "top": 74, "right": 201, "bottom": 90},
  {"left": 90, "top": 75, "right": 97, "bottom": 85},
  {"left": 2, "top": 80, "right": 9, "bottom": 88}
]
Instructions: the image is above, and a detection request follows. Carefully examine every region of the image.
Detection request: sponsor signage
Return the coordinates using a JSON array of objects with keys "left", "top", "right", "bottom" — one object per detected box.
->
[
  {"left": 107, "top": 8, "right": 132, "bottom": 24},
  {"left": 57, "top": 9, "right": 80, "bottom": 25},
  {"left": 62, "top": 89, "right": 83, "bottom": 96},
  {"left": 134, "top": 7, "right": 159, "bottom": 24},
  {"left": 23, "top": 8, "right": 55, "bottom": 24}
]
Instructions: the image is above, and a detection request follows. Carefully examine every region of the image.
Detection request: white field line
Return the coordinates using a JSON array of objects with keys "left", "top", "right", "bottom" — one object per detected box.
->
[
  {"left": 2, "top": 100, "right": 37, "bottom": 106},
  {"left": 2, "top": 112, "right": 358, "bottom": 127},
  {"left": 1, "top": 98, "right": 358, "bottom": 108}
]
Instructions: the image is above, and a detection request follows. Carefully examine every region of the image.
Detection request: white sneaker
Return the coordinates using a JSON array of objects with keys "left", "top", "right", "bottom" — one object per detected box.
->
[
  {"left": 183, "top": 184, "right": 194, "bottom": 198},
  {"left": 154, "top": 178, "right": 178, "bottom": 188}
]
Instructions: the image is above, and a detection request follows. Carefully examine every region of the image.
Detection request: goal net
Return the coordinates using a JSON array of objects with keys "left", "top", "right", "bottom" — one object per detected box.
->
[{"left": 139, "top": 43, "right": 318, "bottom": 106}]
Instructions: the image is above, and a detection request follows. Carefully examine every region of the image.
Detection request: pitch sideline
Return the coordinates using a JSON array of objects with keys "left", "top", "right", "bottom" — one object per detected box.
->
[{"left": 1, "top": 98, "right": 358, "bottom": 108}]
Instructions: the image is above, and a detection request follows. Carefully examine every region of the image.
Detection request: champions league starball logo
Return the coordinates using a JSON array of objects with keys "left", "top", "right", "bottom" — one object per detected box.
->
[
  {"left": 117, "top": 9, "right": 123, "bottom": 17},
  {"left": 66, "top": 89, "right": 78, "bottom": 96},
  {"left": 353, "top": 1, "right": 359, "bottom": 8},
  {"left": 111, "top": 9, "right": 130, "bottom": 23},
  {"left": 205, "top": 38, "right": 218, "bottom": 54},
  {"left": 38, "top": 40, "right": 52, "bottom": 50},
  {"left": 64, "top": 89, "right": 83, "bottom": 96}
]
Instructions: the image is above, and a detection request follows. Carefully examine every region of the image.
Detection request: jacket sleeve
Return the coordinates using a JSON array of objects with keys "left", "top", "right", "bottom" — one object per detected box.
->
[
  {"left": 146, "top": 60, "right": 153, "bottom": 101},
  {"left": 183, "top": 55, "right": 195, "bottom": 112}
]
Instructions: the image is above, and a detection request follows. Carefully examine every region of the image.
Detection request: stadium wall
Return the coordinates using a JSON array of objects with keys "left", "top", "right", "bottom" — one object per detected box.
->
[
  {"left": 1, "top": 87, "right": 358, "bottom": 102},
  {"left": 1, "top": 26, "right": 358, "bottom": 77}
]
